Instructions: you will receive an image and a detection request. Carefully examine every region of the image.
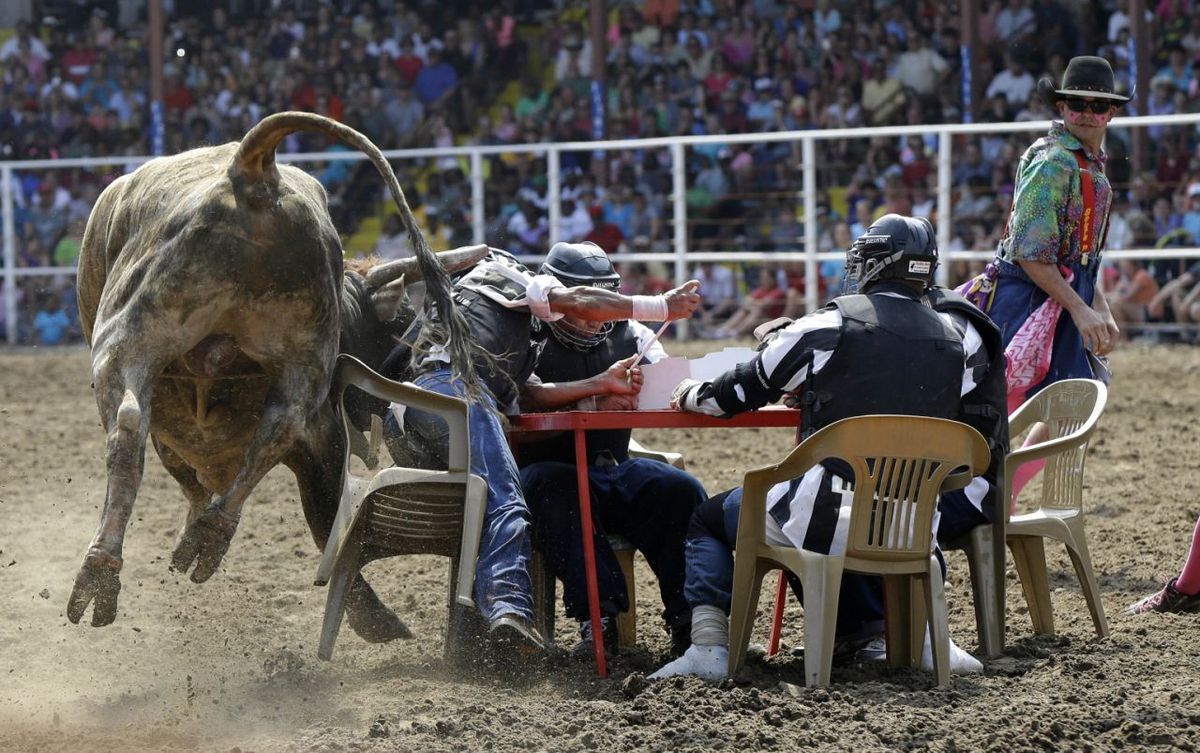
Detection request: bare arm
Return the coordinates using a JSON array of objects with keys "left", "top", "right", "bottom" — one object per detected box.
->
[
  {"left": 548, "top": 279, "right": 702, "bottom": 322},
  {"left": 1017, "top": 260, "right": 1117, "bottom": 355},
  {"left": 519, "top": 355, "right": 642, "bottom": 411}
]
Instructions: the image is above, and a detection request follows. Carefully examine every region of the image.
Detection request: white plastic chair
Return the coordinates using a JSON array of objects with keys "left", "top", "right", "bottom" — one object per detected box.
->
[
  {"left": 315, "top": 355, "right": 487, "bottom": 661},
  {"left": 1005, "top": 379, "right": 1109, "bottom": 638},
  {"left": 727, "top": 415, "right": 989, "bottom": 687}
]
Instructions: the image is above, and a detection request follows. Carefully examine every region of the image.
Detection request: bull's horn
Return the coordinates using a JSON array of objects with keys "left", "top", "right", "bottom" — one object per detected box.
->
[{"left": 364, "top": 244, "right": 488, "bottom": 289}]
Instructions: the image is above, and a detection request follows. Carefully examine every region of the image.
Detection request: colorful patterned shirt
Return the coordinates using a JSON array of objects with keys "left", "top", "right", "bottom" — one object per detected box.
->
[{"left": 998, "top": 122, "right": 1112, "bottom": 266}]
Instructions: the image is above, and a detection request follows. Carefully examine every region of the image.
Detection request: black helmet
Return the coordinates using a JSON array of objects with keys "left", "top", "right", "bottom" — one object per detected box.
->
[
  {"left": 844, "top": 214, "right": 938, "bottom": 293},
  {"left": 541, "top": 241, "right": 621, "bottom": 289},
  {"left": 541, "top": 241, "right": 620, "bottom": 350}
]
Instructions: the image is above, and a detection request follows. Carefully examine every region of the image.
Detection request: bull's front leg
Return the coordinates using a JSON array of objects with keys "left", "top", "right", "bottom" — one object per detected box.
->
[
  {"left": 68, "top": 359, "right": 157, "bottom": 627},
  {"left": 287, "top": 408, "right": 412, "bottom": 642},
  {"left": 171, "top": 365, "right": 316, "bottom": 582}
]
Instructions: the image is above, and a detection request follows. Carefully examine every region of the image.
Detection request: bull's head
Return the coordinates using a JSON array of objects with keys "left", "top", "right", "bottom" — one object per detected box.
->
[{"left": 338, "top": 244, "right": 487, "bottom": 429}]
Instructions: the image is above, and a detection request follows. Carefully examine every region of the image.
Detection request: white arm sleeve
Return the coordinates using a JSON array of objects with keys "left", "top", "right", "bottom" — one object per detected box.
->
[{"left": 523, "top": 274, "right": 566, "bottom": 322}]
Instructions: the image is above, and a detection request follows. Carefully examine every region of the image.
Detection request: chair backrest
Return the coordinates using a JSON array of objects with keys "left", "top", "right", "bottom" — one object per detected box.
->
[
  {"left": 334, "top": 354, "right": 471, "bottom": 474},
  {"left": 747, "top": 415, "right": 990, "bottom": 563},
  {"left": 333, "top": 355, "right": 475, "bottom": 557},
  {"left": 1005, "top": 379, "right": 1107, "bottom": 513}
]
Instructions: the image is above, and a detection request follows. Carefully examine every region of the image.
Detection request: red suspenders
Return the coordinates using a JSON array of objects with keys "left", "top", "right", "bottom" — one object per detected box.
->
[{"left": 1073, "top": 149, "right": 1102, "bottom": 266}]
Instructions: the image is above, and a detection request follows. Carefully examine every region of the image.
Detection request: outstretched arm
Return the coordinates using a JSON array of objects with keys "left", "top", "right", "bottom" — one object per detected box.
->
[{"left": 548, "top": 280, "right": 702, "bottom": 322}]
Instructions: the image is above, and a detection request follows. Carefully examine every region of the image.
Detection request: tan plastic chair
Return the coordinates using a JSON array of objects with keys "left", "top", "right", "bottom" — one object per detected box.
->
[
  {"left": 314, "top": 355, "right": 487, "bottom": 661},
  {"left": 1005, "top": 378, "right": 1109, "bottom": 638},
  {"left": 727, "top": 415, "right": 990, "bottom": 687},
  {"left": 941, "top": 507, "right": 1006, "bottom": 658}
]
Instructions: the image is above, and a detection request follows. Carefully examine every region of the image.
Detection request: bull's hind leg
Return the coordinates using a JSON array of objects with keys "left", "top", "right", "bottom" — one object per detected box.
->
[
  {"left": 68, "top": 357, "right": 158, "bottom": 627},
  {"left": 287, "top": 410, "right": 412, "bottom": 643},
  {"left": 153, "top": 437, "right": 212, "bottom": 526},
  {"left": 171, "top": 363, "right": 318, "bottom": 583}
]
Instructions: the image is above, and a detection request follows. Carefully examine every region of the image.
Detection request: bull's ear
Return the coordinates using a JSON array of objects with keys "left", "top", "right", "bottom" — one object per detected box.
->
[{"left": 370, "top": 275, "right": 409, "bottom": 323}]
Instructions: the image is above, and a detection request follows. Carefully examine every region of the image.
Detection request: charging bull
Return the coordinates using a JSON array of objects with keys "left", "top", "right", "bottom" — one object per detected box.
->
[{"left": 68, "top": 112, "right": 482, "bottom": 642}]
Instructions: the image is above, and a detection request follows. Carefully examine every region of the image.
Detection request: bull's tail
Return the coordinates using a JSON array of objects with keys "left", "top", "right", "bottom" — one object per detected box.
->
[{"left": 229, "top": 111, "right": 481, "bottom": 398}]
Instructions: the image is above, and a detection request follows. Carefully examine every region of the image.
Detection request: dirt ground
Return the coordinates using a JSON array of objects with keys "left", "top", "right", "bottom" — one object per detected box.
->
[{"left": 1, "top": 343, "right": 1199, "bottom": 753}]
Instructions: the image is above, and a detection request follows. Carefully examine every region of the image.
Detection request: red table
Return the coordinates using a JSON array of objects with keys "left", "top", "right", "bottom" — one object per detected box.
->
[{"left": 511, "top": 407, "right": 801, "bottom": 676}]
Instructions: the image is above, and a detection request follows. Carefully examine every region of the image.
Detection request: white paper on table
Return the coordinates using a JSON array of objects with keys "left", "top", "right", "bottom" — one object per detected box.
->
[
  {"left": 637, "top": 356, "right": 692, "bottom": 410},
  {"left": 636, "top": 348, "right": 757, "bottom": 410},
  {"left": 690, "top": 347, "right": 757, "bottom": 381}
]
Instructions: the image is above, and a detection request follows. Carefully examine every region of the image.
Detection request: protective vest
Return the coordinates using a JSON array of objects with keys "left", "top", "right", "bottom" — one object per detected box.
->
[
  {"left": 800, "top": 292, "right": 964, "bottom": 440},
  {"left": 415, "top": 249, "right": 549, "bottom": 408},
  {"left": 516, "top": 322, "right": 640, "bottom": 467},
  {"left": 925, "top": 287, "right": 1010, "bottom": 518}
]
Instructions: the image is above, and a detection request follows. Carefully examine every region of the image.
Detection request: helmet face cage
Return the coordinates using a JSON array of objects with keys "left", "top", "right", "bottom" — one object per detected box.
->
[{"left": 548, "top": 317, "right": 614, "bottom": 350}]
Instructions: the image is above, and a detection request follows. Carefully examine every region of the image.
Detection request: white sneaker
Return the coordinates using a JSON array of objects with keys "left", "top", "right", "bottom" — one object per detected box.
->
[
  {"left": 922, "top": 633, "right": 983, "bottom": 674},
  {"left": 649, "top": 644, "right": 729, "bottom": 681},
  {"left": 857, "top": 633, "right": 983, "bottom": 674}
]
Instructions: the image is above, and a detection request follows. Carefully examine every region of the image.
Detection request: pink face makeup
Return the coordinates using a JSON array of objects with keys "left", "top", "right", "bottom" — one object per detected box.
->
[{"left": 1063, "top": 105, "right": 1113, "bottom": 127}]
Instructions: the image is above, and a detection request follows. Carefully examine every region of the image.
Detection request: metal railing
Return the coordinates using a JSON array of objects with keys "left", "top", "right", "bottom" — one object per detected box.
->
[{"left": 5, "top": 112, "right": 1200, "bottom": 344}]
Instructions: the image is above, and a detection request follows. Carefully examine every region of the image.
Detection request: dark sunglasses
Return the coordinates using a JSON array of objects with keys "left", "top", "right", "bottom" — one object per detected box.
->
[{"left": 1064, "top": 98, "right": 1114, "bottom": 114}]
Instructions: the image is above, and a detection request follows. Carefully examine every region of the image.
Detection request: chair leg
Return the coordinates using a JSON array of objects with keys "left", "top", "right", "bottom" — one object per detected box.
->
[
  {"left": 923, "top": 558, "right": 951, "bottom": 687},
  {"left": 801, "top": 553, "right": 844, "bottom": 687},
  {"left": 614, "top": 547, "right": 637, "bottom": 650},
  {"left": 529, "top": 551, "right": 556, "bottom": 649},
  {"left": 317, "top": 535, "right": 362, "bottom": 661},
  {"left": 964, "top": 526, "right": 1003, "bottom": 657},
  {"left": 727, "top": 557, "right": 771, "bottom": 678},
  {"left": 1009, "top": 535, "right": 1056, "bottom": 635},
  {"left": 883, "top": 574, "right": 914, "bottom": 668},
  {"left": 1062, "top": 520, "right": 1110, "bottom": 638}
]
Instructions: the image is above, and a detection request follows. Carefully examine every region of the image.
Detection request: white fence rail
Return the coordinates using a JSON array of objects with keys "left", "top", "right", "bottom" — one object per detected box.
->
[{"left": 6, "top": 112, "right": 1200, "bottom": 345}]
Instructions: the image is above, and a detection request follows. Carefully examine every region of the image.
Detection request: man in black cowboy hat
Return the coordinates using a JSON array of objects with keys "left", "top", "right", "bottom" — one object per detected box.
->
[{"left": 960, "top": 55, "right": 1127, "bottom": 500}]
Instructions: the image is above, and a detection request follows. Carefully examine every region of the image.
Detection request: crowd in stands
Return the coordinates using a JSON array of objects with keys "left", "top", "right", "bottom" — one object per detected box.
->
[{"left": 3, "top": 0, "right": 1200, "bottom": 345}]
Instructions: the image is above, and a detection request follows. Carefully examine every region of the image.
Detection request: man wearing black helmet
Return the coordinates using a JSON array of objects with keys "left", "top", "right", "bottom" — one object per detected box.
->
[
  {"left": 651, "top": 214, "right": 1006, "bottom": 681},
  {"left": 517, "top": 242, "right": 708, "bottom": 662},
  {"left": 383, "top": 241, "right": 700, "bottom": 667}
]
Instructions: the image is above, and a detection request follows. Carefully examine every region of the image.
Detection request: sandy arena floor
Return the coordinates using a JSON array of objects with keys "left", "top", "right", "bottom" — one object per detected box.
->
[{"left": 1, "top": 343, "right": 1198, "bottom": 752}]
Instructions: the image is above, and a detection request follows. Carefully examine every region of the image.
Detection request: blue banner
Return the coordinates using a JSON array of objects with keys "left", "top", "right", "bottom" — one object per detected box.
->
[
  {"left": 151, "top": 100, "right": 164, "bottom": 156},
  {"left": 961, "top": 45, "right": 973, "bottom": 124}
]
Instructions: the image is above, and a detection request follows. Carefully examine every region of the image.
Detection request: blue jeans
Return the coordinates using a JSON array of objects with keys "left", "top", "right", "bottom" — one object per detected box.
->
[
  {"left": 683, "top": 487, "right": 989, "bottom": 640},
  {"left": 383, "top": 368, "right": 533, "bottom": 623},
  {"left": 521, "top": 458, "right": 706, "bottom": 628}
]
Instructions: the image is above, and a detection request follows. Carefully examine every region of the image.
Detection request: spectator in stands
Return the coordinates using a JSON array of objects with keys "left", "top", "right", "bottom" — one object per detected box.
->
[
  {"left": 894, "top": 31, "right": 949, "bottom": 105},
  {"left": 386, "top": 84, "right": 425, "bottom": 144},
  {"left": 710, "top": 266, "right": 786, "bottom": 339},
  {"left": 414, "top": 46, "right": 458, "bottom": 109},
  {"left": 1147, "top": 261, "right": 1200, "bottom": 325},
  {"left": 393, "top": 37, "right": 423, "bottom": 86},
  {"left": 0, "top": 19, "right": 49, "bottom": 64},
  {"left": 32, "top": 290, "right": 71, "bottom": 345},
  {"left": 559, "top": 196, "right": 595, "bottom": 243},
  {"left": 995, "top": 0, "right": 1037, "bottom": 48},
  {"left": 861, "top": 57, "right": 906, "bottom": 126},
  {"left": 1106, "top": 259, "right": 1161, "bottom": 336},
  {"left": 1152, "top": 195, "right": 1181, "bottom": 240},
  {"left": 986, "top": 54, "right": 1036, "bottom": 118},
  {"left": 691, "top": 261, "right": 738, "bottom": 338}
]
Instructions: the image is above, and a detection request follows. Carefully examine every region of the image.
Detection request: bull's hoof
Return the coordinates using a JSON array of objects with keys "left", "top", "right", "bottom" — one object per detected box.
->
[
  {"left": 346, "top": 580, "right": 413, "bottom": 643},
  {"left": 171, "top": 508, "right": 238, "bottom": 583},
  {"left": 67, "top": 549, "right": 123, "bottom": 627}
]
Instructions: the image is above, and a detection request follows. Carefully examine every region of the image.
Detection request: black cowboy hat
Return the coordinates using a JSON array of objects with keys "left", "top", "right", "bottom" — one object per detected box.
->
[{"left": 1049, "top": 55, "right": 1132, "bottom": 104}]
